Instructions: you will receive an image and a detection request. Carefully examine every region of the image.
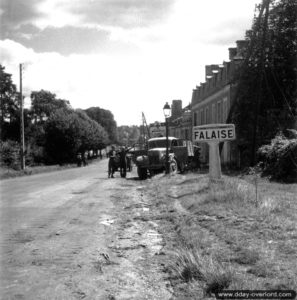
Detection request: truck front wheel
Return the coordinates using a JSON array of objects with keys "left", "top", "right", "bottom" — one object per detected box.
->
[
  {"left": 137, "top": 167, "right": 148, "bottom": 180},
  {"left": 179, "top": 161, "right": 186, "bottom": 174}
]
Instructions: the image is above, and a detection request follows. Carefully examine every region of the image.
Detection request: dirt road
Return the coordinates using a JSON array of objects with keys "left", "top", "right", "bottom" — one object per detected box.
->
[{"left": 0, "top": 159, "right": 172, "bottom": 300}]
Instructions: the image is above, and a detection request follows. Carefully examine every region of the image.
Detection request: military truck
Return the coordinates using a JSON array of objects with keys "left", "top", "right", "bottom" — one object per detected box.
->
[{"left": 135, "top": 137, "right": 195, "bottom": 179}]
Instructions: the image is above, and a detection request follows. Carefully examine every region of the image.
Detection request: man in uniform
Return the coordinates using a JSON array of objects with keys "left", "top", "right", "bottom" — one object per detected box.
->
[
  {"left": 108, "top": 146, "right": 116, "bottom": 178},
  {"left": 118, "top": 147, "right": 128, "bottom": 178}
]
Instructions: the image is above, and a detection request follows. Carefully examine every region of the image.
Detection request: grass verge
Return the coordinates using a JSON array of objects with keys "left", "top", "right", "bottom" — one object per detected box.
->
[{"left": 146, "top": 172, "right": 297, "bottom": 297}]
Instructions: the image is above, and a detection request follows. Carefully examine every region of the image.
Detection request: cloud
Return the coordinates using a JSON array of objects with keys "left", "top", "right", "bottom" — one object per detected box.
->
[
  {"left": 60, "top": 0, "right": 174, "bottom": 28},
  {"left": 1, "top": 0, "right": 169, "bottom": 55},
  {"left": 15, "top": 26, "right": 111, "bottom": 55},
  {"left": 7, "top": 25, "right": 140, "bottom": 55},
  {"left": 0, "top": 0, "right": 45, "bottom": 38},
  {"left": 0, "top": 0, "right": 261, "bottom": 125}
]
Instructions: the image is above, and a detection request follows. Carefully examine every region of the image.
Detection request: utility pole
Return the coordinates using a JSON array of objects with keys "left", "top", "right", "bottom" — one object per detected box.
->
[{"left": 19, "top": 63, "right": 25, "bottom": 170}]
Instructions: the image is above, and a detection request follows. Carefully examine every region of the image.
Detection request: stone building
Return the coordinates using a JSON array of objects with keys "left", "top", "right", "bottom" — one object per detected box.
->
[
  {"left": 169, "top": 100, "right": 192, "bottom": 140},
  {"left": 191, "top": 40, "right": 248, "bottom": 165}
]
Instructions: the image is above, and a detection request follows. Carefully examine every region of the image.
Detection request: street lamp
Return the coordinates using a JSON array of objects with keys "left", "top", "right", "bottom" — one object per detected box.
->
[{"left": 163, "top": 102, "right": 171, "bottom": 174}]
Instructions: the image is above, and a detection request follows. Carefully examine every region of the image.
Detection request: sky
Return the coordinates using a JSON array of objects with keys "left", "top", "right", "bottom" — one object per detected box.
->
[{"left": 0, "top": 0, "right": 261, "bottom": 126}]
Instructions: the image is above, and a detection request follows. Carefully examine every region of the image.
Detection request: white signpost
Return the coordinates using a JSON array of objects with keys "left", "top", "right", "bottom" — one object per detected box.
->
[{"left": 193, "top": 124, "right": 236, "bottom": 179}]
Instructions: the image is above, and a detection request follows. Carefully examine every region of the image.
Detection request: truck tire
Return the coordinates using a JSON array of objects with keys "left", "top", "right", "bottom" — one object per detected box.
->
[
  {"left": 137, "top": 167, "right": 148, "bottom": 180},
  {"left": 179, "top": 161, "right": 185, "bottom": 174},
  {"left": 149, "top": 169, "right": 155, "bottom": 177},
  {"left": 128, "top": 164, "right": 133, "bottom": 172},
  {"left": 170, "top": 159, "right": 178, "bottom": 175}
]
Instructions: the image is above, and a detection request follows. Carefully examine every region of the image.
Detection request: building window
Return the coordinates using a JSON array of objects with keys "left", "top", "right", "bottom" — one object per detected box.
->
[
  {"left": 200, "top": 109, "right": 204, "bottom": 125},
  {"left": 223, "top": 98, "right": 228, "bottom": 122},
  {"left": 205, "top": 107, "right": 209, "bottom": 124},
  {"left": 217, "top": 101, "right": 222, "bottom": 123},
  {"left": 212, "top": 103, "right": 215, "bottom": 123},
  {"left": 194, "top": 112, "right": 197, "bottom": 126}
]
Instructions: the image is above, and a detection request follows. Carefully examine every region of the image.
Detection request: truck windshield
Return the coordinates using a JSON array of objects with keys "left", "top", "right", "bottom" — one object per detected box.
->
[{"left": 148, "top": 140, "right": 168, "bottom": 149}]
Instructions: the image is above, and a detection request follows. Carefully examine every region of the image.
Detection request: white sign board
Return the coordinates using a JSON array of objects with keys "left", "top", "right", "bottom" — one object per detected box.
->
[
  {"left": 193, "top": 124, "right": 235, "bottom": 142},
  {"left": 192, "top": 123, "right": 236, "bottom": 180}
]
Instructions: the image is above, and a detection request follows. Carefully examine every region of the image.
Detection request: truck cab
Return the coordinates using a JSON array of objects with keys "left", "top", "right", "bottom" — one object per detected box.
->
[{"left": 135, "top": 137, "right": 194, "bottom": 179}]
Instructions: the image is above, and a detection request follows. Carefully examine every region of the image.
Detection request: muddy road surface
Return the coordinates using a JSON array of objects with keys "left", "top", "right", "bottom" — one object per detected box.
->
[{"left": 0, "top": 160, "right": 173, "bottom": 300}]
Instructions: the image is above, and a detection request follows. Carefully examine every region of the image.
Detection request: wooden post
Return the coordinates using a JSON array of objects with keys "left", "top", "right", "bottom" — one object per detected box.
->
[{"left": 19, "top": 64, "right": 25, "bottom": 170}]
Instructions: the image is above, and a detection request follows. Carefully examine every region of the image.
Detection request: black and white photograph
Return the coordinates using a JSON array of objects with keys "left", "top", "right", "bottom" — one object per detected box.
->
[{"left": 0, "top": 0, "right": 296, "bottom": 299}]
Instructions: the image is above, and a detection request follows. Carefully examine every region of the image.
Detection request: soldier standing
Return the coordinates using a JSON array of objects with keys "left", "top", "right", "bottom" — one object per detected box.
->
[
  {"left": 82, "top": 151, "right": 88, "bottom": 166},
  {"left": 76, "top": 153, "right": 82, "bottom": 167},
  {"left": 119, "top": 147, "right": 127, "bottom": 178},
  {"left": 108, "top": 146, "right": 116, "bottom": 178}
]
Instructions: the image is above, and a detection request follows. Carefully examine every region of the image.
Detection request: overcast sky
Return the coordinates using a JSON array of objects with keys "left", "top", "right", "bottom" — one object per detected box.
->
[{"left": 0, "top": 0, "right": 260, "bottom": 126}]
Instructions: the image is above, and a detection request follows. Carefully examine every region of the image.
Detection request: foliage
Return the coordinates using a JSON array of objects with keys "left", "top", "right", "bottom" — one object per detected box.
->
[
  {"left": 230, "top": 0, "right": 297, "bottom": 165},
  {"left": 0, "top": 65, "right": 116, "bottom": 167},
  {"left": 26, "top": 143, "right": 46, "bottom": 165},
  {"left": 30, "top": 90, "right": 71, "bottom": 123},
  {"left": 257, "top": 131, "right": 297, "bottom": 182},
  {"left": 85, "top": 107, "right": 117, "bottom": 143},
  {"left": 44, "top": 108, "right": 109, "bottom": 164},
  {"left": 0, "top": 140, "right": 20, "bottom": 169},
  {"left": 0, "top": 64, "right": 20, "bottom": 141},
  {"left": 117, "top": 125, "right": 140, "bottom": 146}
]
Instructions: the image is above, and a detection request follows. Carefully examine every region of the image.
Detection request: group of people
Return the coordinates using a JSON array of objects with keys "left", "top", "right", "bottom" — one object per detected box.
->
[
  {"left": 108, "top": 146, "right": 131, "bottom": 178},
  {"left": 76, "top": 152, "right": 88, "bottom": 167}
]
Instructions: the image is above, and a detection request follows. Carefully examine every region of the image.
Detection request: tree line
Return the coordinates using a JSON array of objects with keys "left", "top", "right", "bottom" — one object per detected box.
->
[
  {"left": 0, "top": 65, "right": 118, "bottom": 167},
  {"left": 228, "top": 0, "right": 297, "bottom": 166}
]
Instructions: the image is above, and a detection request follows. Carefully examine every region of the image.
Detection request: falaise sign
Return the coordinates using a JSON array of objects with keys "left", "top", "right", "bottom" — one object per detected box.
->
[{"left": 193, "top": 124, "right": 236, "bottom": 142}]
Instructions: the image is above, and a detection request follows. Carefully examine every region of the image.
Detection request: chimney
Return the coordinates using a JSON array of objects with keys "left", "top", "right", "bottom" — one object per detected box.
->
[
  {"left": 235, "top": 40, "right": 248, "bottom": 59},
  {"left": 205, "top": 65, "right": 212, "bottom": 79},
  {"left": 228, "top": 47, "right": 237, "bottom": 61},
  {"left": 171, "top": 100, "right": 182, "bottom": 120},
  {"left": 210, "top": 64, "right": 220, "bottom": 74},
  {"left": 205, "top": 64, "right": 220, "bottom": 80}
]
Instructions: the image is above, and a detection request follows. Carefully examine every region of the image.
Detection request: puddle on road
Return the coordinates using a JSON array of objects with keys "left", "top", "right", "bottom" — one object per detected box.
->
[
  {"left": 100, "top": 218, "right": 115, "bottom": 226},
  {"left": 71, "top": 191, "right": 86, "bottom": 195}
]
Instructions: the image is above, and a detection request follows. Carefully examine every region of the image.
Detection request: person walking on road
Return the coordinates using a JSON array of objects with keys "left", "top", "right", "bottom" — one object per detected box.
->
[
  {"left": 119, "top": 147, "right": 127, "bottom": 178},
  {"left": 82, "top": 151, "right": 88, "bottom": 166},
  {"left": 76, "top": 153, "right": 82, "bottom": 167},
  {"left": 108, "top": 146, "right": 116, "bottom": 178},
  {"left": 119, "top": 146, "right": 134, "bottom": 178}
]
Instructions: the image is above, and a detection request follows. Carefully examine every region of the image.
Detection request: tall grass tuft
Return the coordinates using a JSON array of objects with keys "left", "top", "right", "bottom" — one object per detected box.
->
[
  {"left": 170, "top": 248, "right": 233, "bottom": 295},
  {"left": 170, "top": 247, "right": 204, "bottom": 282}
]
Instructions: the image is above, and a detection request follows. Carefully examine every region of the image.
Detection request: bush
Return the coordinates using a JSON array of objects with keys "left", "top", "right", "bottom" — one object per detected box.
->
[
  {"left": 0, "top": 140, "right": 20, "bottom": 169},
  {"left": 257, "top": 131, "right": 297, "bottom": 183},
  {"left": 26, "top": 144, "right": 45, "bottom": 166}
]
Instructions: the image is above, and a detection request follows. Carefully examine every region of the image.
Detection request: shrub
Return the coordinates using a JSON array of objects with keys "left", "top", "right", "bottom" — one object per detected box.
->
[
  {"left": 257, "top": 131, "right": 297, "bottom": 183},
  {"left": 0, "top": 140, "right": 20, "bottom": 169},
  {"left": 26, "top": 144, "right": 45, "bottom": 166}
]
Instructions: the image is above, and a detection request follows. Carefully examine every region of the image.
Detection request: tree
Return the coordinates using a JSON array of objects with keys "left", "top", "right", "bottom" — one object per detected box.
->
[
  {"left": 75, "top": 109, "right": 109, "bottom": 151},
  {"left": 44, "top": 109, "right": 81, "bottom": 163},
  {"left": 0, "top": 64, "right": 20, "bottom": 141},
  {"left": 117, "top": 125, "right": 140, "bottom": 146},
  {"left": 85, "top": 107, "right": 118, "bottom": 143},
  {"left": 30, "top": 90, "right": 71, "bottom": 123},
  {"left": 44, "top": 108, "right": 109, "bottom": 164},
  {"left": 229, "top": 0, "right": 297, "bottom": 166}
]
